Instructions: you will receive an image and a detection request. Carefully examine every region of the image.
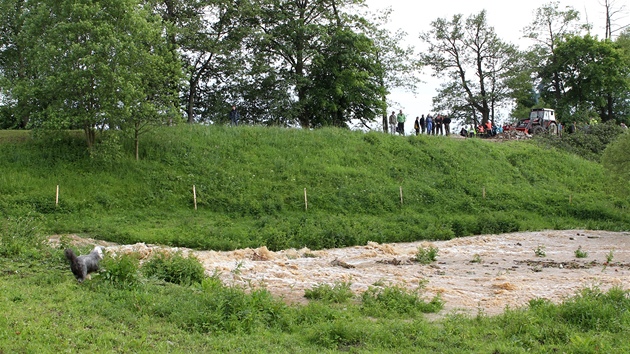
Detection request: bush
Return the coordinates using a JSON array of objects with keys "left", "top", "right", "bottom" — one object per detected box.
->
[
  {"left": 536, "top": 121, "right": 625, "bottom": 162},
  {"left": 304, "top": 282, "right": 354, "bottom": 303},
  {"left": 415, "top": 245, "right": 438, "bottom": 264},
  {"left": 142, "top": 252, "right": 206, "bottom": 286},
  {"left": 360, "top": 285, "right": 443, "bottom": 317},
  {"left": 602, "top": 130, "right": 630, "bottom": 193},
  {"left": 99, "top": 253, "right": 140, "bottom": 289}
]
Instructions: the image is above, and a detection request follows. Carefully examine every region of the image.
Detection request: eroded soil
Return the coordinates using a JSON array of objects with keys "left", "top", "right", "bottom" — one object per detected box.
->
[{"left": 51, "top": 229, "right": 630, "bottom": 317}]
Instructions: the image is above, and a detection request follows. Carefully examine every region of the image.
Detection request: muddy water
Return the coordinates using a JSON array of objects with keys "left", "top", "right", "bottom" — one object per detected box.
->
[{"left": 52, "top": 229, "right": 630, "bottom": 317}]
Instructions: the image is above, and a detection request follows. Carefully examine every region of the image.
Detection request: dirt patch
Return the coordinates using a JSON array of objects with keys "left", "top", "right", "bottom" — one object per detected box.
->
[{"left": 51, "top": 229, "right": 630, "bottom": 318}]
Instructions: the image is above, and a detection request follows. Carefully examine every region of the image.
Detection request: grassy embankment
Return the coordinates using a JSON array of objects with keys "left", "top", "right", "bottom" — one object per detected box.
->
[
  {"left": 1, "top": 125, "right": 628, "bottom": 251},
  {"left": 1, "top": 126, "right": 630, "bottom": 352}
]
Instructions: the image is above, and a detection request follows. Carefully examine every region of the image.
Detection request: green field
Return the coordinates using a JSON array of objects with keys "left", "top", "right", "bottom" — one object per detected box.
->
[{"left": 1, "top": 126, "right": 629, "bottom": 352}]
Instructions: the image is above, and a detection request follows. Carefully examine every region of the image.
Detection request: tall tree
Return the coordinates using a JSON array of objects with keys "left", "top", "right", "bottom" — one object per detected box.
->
[
  {"left": 541, "top": 35, "right": 629, "bottom": 122},
  {"left": 522, "top": 1, "right": 587, "bottom": 120},
  {"left": 602, "top": 0, "right": 627, "bottom": 39},
  {"left": 420, "top": 11, "right": 520, "bottom": 125},
  {"left": 0, "top": 0, "right": 30, "bottom": 128},
  {"left": 152, "top": 0, "right": 254, "bottom": 124},
  {"left": 20, "top": 0, "right": 181, "bottom": 149},
  {"left": 305, "top": 27, "right": 386, "bottom": 128},
  {"left": 251, "top": 0, "right": 364, "bottom": 128},
  {"left": 360, "top": 8, "right": 420, "bottom": 132}
]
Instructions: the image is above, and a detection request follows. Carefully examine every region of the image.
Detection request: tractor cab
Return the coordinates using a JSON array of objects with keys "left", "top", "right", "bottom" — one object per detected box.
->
[{"left": 515, "top": 108, "right": 557, "bottom": 135}]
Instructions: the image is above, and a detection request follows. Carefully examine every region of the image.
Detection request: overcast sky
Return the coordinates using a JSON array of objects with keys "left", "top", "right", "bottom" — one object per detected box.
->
[{"left": 362, "top": 0, "right": 614, "bottom": 128}]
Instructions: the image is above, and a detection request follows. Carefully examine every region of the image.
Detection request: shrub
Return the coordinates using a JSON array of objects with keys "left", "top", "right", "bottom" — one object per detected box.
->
[
  {"left": 99, "top": 253, "right": 140, "bottom": 289},
  {"left": 142, "top": 252, "right": 206, "bottom": 286},
  {"left": 415, "top": 245, "right": 438, "bottom": 264},
  {"left": 536, "top": 121, "right": 625, "bottom": 162},
  {"left": 304, "top": 282, "right": 354, "bottom": 303},
  {"left": 557, "top": 287, "right": 630, "bottom": 332},
  {"left": 360, "top": 285, "right": 443, "bottom": 317},
  {"left": 534, "top": 245, "right": 546, "bottom": 258},
  {"left": 574, "top": 246, "right": 588, "bottom": 259}
]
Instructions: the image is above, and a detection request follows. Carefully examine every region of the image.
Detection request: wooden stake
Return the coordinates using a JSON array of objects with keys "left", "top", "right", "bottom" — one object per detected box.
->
[
  {"left": 56, "top": 185, "right": 59, "bottom": 206},
  {"left": 304, "top": 188, "right": 308, "bottom": 210},
  {"left": 483, "top": 187, "right": 486, "bottom": 199},
  {"left": 193, "top": 185, "right": 197, "bottom": 210},
  {"left": 569, "top": 194, "right": 572, "bottom": 205},
  {"left": 399, "top": 186, "right": 403, "bottom": 205}
]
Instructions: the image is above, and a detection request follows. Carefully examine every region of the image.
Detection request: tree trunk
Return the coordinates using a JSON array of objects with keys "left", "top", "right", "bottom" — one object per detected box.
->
[
  {"left": 187, "top": 78, "right": 197, "bottom": 124},
  {"left": 135, "top": 123, "right": 140, "bottom": 161}
]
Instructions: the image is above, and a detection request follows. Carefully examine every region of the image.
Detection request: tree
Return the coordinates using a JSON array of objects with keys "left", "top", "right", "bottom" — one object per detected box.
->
[
  {"left": 522, "top": 1, "right": 587, "bottom": 121},
  {"left": 602, "top": 0, "right": 628, "bottom": 39},
  {"left": 541, "top": 35, "right": 629, "bottom": 122},
  {"left": 19, "top": 0, "right": 181, "bottom": 149},
  {"left": 0, "top": 0, "right": 31, "bottom": 128},
  {"left": 250, "top": 0, "right": 368, "bottom": 128},
  {"left": 420, "top": 11, "right": 521, "bottom": 126},
  {"left": 151, "top": 0, "right": 255, "bottom": 124},
  {"left": 358, "top": 7, "right": 420, "bottom": 132},
  {"left": 305, "top": 27, "right": 386, "bottom": 128}
]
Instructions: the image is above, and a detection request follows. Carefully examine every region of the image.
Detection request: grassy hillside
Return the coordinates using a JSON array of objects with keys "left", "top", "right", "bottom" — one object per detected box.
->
[
  {"left": 0, "top": 125, "right": 628, "bottom": 251},
  {"left": 2, "top": 126, "right": 630, "bottom": 352}
]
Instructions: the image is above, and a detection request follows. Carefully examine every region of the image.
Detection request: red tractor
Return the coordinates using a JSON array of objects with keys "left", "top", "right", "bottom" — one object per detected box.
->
[{"left": 514, "top": 108, "right": 558, "bottom": 135}]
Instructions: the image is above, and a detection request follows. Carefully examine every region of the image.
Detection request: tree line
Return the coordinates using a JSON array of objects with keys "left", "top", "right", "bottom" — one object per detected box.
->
[{"left": 0, "top": 0, "right": 628, "bottom": 150}]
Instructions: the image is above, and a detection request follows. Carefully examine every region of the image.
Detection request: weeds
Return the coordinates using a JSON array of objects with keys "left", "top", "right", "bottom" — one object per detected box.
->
[
  {"left": 99, "top": 253, "right": 140, "bottom": 289},
  {"left": 0, "top": 215, "right": 45, "bottom": 258},
  {"left": 304, "top": 282, "right": 354, "bottom": 303},
  {"left": 606, "top": 250, "right": 614, "bottom": 264},
  {"left": 415, "top": 246, "right": 439, "bottom": 264},
  {"left": 574, "top": 246, "right": 588, "bottom": 259},
  {"left": 534, "top": 245, "right": 546, "bottom": 258},
  {"left": 360, "top": 285, "right": 444, "bottom": 317},
  {"left": 142, "top": 252, "right": 206, "bottom": 286}
]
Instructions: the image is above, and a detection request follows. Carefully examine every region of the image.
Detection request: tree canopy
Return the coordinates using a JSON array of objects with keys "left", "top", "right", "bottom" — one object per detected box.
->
[{"left": 1, "top": 0, "right": 629, "bottom": 144}]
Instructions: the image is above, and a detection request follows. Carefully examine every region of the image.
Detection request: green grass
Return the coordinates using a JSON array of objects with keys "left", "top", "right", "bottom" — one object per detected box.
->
[
  {"left": 1, "top": 247, "right": 630, "bottom": 353},
  {"left": 0, "top": 125, "right": 627, "bottom": 252}
]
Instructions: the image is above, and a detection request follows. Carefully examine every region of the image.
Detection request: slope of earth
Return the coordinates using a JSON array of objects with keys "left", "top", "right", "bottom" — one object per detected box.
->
[{"left": 51, "top": 229, "right": 630, "bottom": 318}]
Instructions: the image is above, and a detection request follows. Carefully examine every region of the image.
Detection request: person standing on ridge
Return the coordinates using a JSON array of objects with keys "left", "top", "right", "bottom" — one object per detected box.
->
[
  {"left": 420, "top": 114, "right": 426, "bottom": 134},
  {"left": 396, "top": 110, "right": 406, "bottom": 135},
  {"left": 229, "top": 105, "right": 240, "bottom": 126},
  {"left": 426, "top": 114, "right": 433, "bottom": 135},
  {"left": 414, "top": 117, "right": 420, "bottom": 136},
  {"left": 443, "top": 115, "right": 451, "bottom": 136},
  {"left": 388, "top": 111, "right": 397, "bottom": 134}
]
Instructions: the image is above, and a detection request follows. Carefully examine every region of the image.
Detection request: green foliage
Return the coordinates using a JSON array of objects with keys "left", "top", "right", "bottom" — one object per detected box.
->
[
  {"left": 16, "top": 0, "right": 181, "bottom": 148},
  {"left": 602, "top": 130, "right": 630, "bottom": 193},
  {"left": 534, "top": 245, "right": 547, "bottom": 257},
  {"left": 99, "top": 253, "right": 140, "bottom": 289},
  {"left": 539, "top": 35, "right": 630, "bottom": 123},
  {"left": 360, "top": 285, "right": 444, "bottom": 317},
  {"left": 574, "top": 246, "right": 588, "bottom": 259},
  {"left": 606, "top": 250, "right": 614, "bottom": 264},
  {"left": 415, "top": 245, "right": 439, "bottom": 264},
  {"left": 142, "top": 252, "right": 206, "bottom": 286},
  {"left": 2, "top": 249, "right": 630, "bottom": 352},
  {"left": 535, "top": 121, "right": 625, "bottom": 161},
  {"left": 304, "top": 282, "right": 354, "bottom": 303}
]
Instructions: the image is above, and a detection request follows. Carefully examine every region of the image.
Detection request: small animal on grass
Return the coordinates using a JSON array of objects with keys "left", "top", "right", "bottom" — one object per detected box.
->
[{"left": 64, "top": 246, "right": 104, "bottom": 283}]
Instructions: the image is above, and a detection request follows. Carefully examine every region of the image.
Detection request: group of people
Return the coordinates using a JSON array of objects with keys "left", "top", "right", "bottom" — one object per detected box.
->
[
  {"left": 459, "top": 120, "right": 502, "bottom": 138},
  {"left": 388, "top": 111, "right": 452, "bottom": 136}
]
